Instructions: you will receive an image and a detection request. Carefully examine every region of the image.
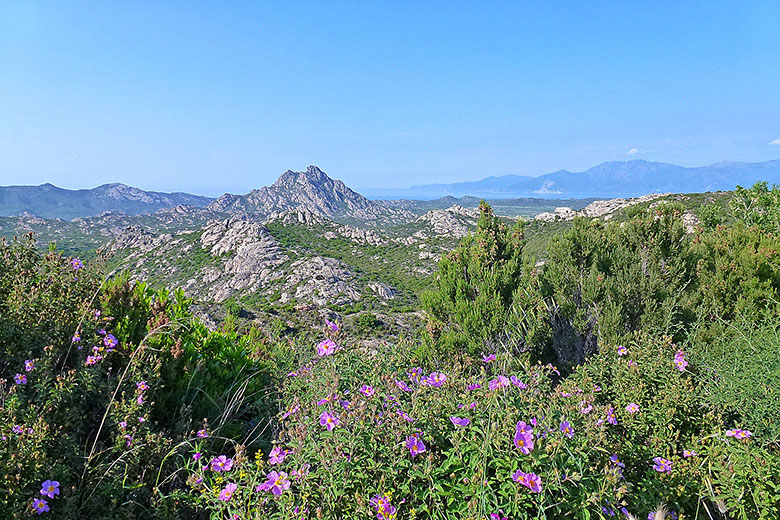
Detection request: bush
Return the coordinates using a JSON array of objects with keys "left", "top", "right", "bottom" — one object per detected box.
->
[{"left": 421, "top": 201, "right": 529, "bottom": 357}]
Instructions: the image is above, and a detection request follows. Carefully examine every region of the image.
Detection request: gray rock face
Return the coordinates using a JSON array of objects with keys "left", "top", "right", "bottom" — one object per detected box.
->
[
  {"left": 534, "top": 207, "right": 578, "bottom": 222},
  {"left": 280, "top": 256, "right": 361, "bottom": 307},
  {"left": 367, "top": 281, "right": 396, "bottom": 300},
  {"left": 416, "top": 205, "right": 480, "bottom": 238},
  {"left": 534, "top": 194, "right": 673, "bottom": 222},
  {"left": 199, "top": 219, "right": 288, "bottom": 302}
]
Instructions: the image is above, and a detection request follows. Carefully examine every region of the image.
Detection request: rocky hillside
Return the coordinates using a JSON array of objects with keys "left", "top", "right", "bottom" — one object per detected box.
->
[{"left": 207, "top": 166, "right": 414, "bottom": 225}]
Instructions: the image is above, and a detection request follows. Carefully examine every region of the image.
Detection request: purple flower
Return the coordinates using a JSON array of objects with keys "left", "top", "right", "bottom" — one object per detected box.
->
[
  {"left": 40, "top": 480, "right": 60, "bottom": 498},
  {"left": 324, "top": 318, "right": 339, "bottom": 332},
  {"left": 606, "top": 407, "right": 618, "bottom": 425},
  {"left": 196, "top": 428, "right": 208, "bottom": 438},
  {"left": 482, "top": 354, "right": 496, "bottom": 363},
  {"left": 316, "top": 339, "right": 336, "bottom": 356},
  {"left": 70, "top": 258, "right": 83, "bottom": 270},
  {"left": 625, "top": 402, "right": 640, "bottom": 414},
  {"left": 579, "top": 401, "right": 593, "bottom": 414},
  {"left": 652, "top": 456, "right": 672, "bottom": 473},
  {"left": 219, "top": 482, "right": 237, "bottom": 501},
  {"left": 514, "top": 421, "right": 535, "bottom": 454},
  {"left": 32, "top": 498, "right": 49, "bottom": 514},
  {"left": 258, "top": 470, "right": 290, "bottom": 496},
  {"left": 511, "top": 470, "right": 542, "bottom": 493},
  {"left": 449, "top": 416, "right": 470, "bottom": 427},
  {"left": 138, "top": 416, "right": 145, "bottom": 423},
  {"left": 510, "top": 376, "right": 527, "bottom": 389},
  {"left": 291, "top": 463, "right": 310, "bottom": 480},
  {"left": 617, "top": 345, "right": 627, "bottom": 356},
  {"left": 103, "top": 334, "right": 118, "bottom": 349},
  {"left": 727, "top": 428, "right": 753, "bottom": 441},
  {"left": 395, "top": 380, "right": 412, "bottom": 392},
  {"left": 210, "top": 455, "right": 234, "bottom": 472},
  {"left": 398, "top": 410, "right": 414, "bottom": 423},
  {"left": 319, "top": 411, "right": 340, "bottom": 431},
  {"left": 488, "top": 375, "right": 510, "bottom": 391},
  {"left": 72, "top": 332, "right": 81, "bottom": 343},
  {"left": 12, "top": 425, "right": 24, "bottom": 434},
  {"left": 674, "top": 350, "right": 688, "bottom": 371},
  {"left": 136, "top": 395, "right": 144, "bottom": 405},
  {"left": 610, "top": 454, "right": 625, "bottom": 468},
  {"left": 118, "top": 421, "right": 127, "bottom": 429},
  {"left": 408, "top": 367, "right": 423, "bottom": 383},
  {"left": 467, "top": 382, "right": 482, "bottom": 390},
  {"left": 24, "top": 360, "right": 34, "bottom": 372},
  {"left": 14, "top": 373, "right": 26, "bottom": 385},
  {"left": 405, "top": 435, "right": 426, "bottom": 457},
  {"left": 268, "top": 446, "right": 288, "bottom": 465},
  {"left": 683, "top": 449, "right": 696, "bottom": 458},
  {"left": 560, "top": 420, "right": 574, "bottom": 438},
  {"left": 359, "top": 384, "right": 375, "bottom": 397},
  {"left": 425, "top": 372, "right": 446, "bottom": 387},
  {"left": 193, "top": 452, "right": 202, "bottom": 461},
  {"left": 281, "top": 405, "right": 299, "bottom": 419},
  {"left": 136, "top": 381, "right": 149, "bottom": 391},
  {"left": 371, "top": 493, "right": 396, "bottom": 520}
]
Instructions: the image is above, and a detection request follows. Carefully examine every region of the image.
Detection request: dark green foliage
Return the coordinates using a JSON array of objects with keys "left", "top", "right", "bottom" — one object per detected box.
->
[
  {"left": 421, "top": 201, "right": 527, "bottom": 356},
  {"left": 730, "top": 181, "right": 780, "bottom": 234},
  {"left": 698, "top": 202, "right": 726, "bottom": 230}
]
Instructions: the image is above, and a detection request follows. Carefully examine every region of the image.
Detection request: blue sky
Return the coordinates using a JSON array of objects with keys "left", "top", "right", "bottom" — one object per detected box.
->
[{"left": 1, "top": 1, "right": 779, "bottom": 196}]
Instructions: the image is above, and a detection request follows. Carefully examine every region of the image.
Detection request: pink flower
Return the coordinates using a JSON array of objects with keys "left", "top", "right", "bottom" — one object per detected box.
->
[
  {"left": 617, "top": 345, "right": 627, "bottom": 356},
  {"left": 219, "top": 483, "right": 237, "bottom": 501},
  {"left": 510, "top": 376, "right": 527, "bottom": 389},
  {"left": 625, "top": 403, "right": 640, "bottom": 414},
  {"left": 24, "top": 360, "right": 34, "bottom": 372},
  {"left": 316, "top": 339, "right": 336, "bottom": 356},
  {"left": 268, "top": 446, "right": 288, "bottom": 465},
  {"left": 258, "top": 471, "right": 291, "bottom": 496},
  {"left": 136, "top": 381, "right": 149, "bottom": 391},
  {"left": 319, "top": 411, "right": 340, "bottom": 431},
  {"left": 488, "top": 375, "right": 510, "bottom": 391},
  {"left": 449, "top": 416, "right": 470, "bottom": 427},
  {"left": 395, "top": 380, "right": 412, "bottom": 392},
  {"left": 405, "top": 435, "right": 426, "bottom": 457},
  {"left": 674, "top": 350, "right": 688, "bottom": 371},
  {"left": 210, "top": 455, "right": 233, "bottom": 472},
  {"left": 482, "top": 354, "right": 496, "bottom": 363},
  {"left": 424, "top": 372, "right": 446, "bottom": 387},
  {"left": 511, "top": 470, "right": 542, "bottom": 493},
  {"left": 579, "top": 401, "right": 593, "bottom": 414},
  {"left": 359, "top": 384, "right": 375, "bottom": 397},
  {"left": 193, "top": 452, "right": 202, "bottom": 461},
  {"left": 197, "top": 429, "right": 208, "bottom": 438},
  {"left": 683, "top": 449, "right": 696, "bottom": 458}
]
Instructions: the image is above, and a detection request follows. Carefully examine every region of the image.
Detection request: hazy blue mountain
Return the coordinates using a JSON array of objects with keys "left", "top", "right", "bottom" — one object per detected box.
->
[
  {"left": 0, "top": 183, "right": 213, "bottom": 220},
  {"left": 395, "top": 159, "right": 780, "bottom": 199}
]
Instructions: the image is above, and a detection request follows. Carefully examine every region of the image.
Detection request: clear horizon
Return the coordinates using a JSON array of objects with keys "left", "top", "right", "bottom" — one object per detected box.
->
[{"left": 2, "top": 2, "right": 780, "bottom": 197}]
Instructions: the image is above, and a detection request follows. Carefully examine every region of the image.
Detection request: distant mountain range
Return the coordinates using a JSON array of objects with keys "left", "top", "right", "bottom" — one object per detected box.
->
[
  {"left": 4, "top": 159, "right": 780, "bottom": 221},
  {"left": 376, "top": 159, "right": 780, "bottom": 199},
  {"left": 0, "top": 183, "right": 213, "bottom": 220}
]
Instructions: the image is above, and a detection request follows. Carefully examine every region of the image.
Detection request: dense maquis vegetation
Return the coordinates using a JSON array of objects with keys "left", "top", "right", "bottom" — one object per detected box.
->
[{"left": 2, "top": 183, "right": 780, "bottom": 519}]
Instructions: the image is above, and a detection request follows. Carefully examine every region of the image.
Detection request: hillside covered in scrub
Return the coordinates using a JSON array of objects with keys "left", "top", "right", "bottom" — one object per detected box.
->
[{"left": 2, "top": 181, "right": 780, "bottom": 518}]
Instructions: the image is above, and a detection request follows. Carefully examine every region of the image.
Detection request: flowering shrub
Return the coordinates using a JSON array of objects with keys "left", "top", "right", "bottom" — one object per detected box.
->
[{"left": 183, "top": 329, "right": 779, "bottom": 519}]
